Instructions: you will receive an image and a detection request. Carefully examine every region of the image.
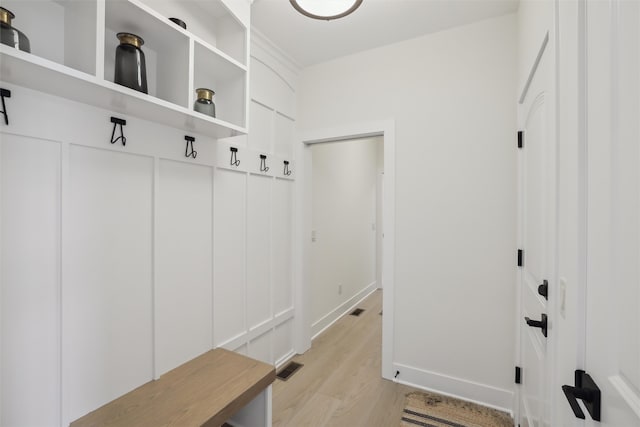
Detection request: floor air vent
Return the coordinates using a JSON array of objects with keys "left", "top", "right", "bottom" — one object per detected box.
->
[
  {"left": 277, "top": 361, "right": 303, "bottom": 381},
  {"left": 350, "top": 308, "right": 365, "bottom": 316}
]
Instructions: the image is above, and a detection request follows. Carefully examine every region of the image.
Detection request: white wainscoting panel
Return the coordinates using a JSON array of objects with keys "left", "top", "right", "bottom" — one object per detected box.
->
[
  {"left": 234, "top": 343, "right": 248, "bottom": 356},
  {"left": 1, "top": 134, "right": 61, "bottom": 426},
  {"left": 247, "top": 174, "right": 272, "bottom": 329},
  {"left": 274, "top": 319, "right": 294, "bottom": 366},
  {"left": 213, "top": 168, "right": 247, "bottom": 346},
  {"left": 274, "top": 112, "right": 294, "bottom": 159},
  {"left": 249, "top": 330, "right": 273, "bottom": 364},
  {"left": 155, "top": 159, "right": 213, "bottom": 376},
  {"left": 248, "top": 101, "right": 273, "bottom": 153},
  {"left": 63, "top": 146, "right": 154, "bottom": 423},
  {"left": 272, "top": 178, "right": 293, "bottom": 315}
]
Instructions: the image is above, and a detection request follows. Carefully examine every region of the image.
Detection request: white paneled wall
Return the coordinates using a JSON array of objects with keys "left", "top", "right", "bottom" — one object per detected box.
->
[
  {"left": 213, "top": 169, "right": 247, "bottom": 346},
  {"left": 274, "top": 320, "right": 294, "bottom": 363},
  {"left": 249, "top": 101, "right": 274, "bottom": 153},
  {"left": 272, "top": 179, "right": 294, "bottom": 315},
  {"left": 274, "top": 113, "right": 294, "bottom": 158},
  {"left": 1, "top": 135, "right": 61, "bottom": 426},
  {"left": 0, "top": 76, "right": 295, "bottom": 427},
  {"left": 214, "top": 106, "right": 296, "bottom": 364},
  {"left": 156, "top": 160, "right": 213, "bottom": 376},
  {"left": 64, "top": 146, "right": 154, "bottom": 422},
  {"left": 0, "top": 26, "right": 297, "bottom": 427},
  {"left": 247, "top": 174, "right": 272, "bottom": 329},
  {"left": 250, "top": 330, "right": 273, "bottom": 364}
]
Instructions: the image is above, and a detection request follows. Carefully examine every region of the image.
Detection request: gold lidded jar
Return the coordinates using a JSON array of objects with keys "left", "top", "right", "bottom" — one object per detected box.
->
[{"left": 194, "top": 88, "right": 216, "bottom": 118}]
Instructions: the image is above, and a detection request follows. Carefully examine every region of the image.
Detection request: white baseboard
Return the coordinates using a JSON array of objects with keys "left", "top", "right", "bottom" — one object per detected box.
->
[
  {"left": 311, "top": 282, "right": 377, "bottom": 340},
  {"left": 394, "top": 362, "right": 514, "bottom": 416},
  {"left": 275, "top": 350, "right": 296, "bottom": 369}
]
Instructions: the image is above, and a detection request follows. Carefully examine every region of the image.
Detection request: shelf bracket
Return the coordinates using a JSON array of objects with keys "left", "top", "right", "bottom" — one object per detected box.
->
[
  {"left": 185, "top": 135, "right": 197, "bottom": 159},
  {"left": 260, "top": 154, "right": 269, "bottom": 172},
  {"left": 283, "top": 160, "right": 292, "bottom": 176},
  {"left": 230, "top": 147, "right": 240, "bottom": 166},
  {"left": 0, "top": 88, "right": 11, "bottom": 126},
  {"left": 110, "top": 117, "right": 127, "bottom": 146}
]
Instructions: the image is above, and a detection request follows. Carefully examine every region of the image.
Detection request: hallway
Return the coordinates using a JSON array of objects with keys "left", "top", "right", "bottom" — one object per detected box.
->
[{"left": 272, "top": 291, "right": 417, "bottom": 426}]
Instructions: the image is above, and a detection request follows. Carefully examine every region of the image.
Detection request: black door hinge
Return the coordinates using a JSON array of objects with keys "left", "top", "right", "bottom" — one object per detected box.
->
[
  {"left": 515, "top": 366, "right": 521, "bottom": 384},
  {"left": 518, "top": 131, "right": 524, "bottom": 149},
  {"left": 517, "top": 249, "right": 524, "bottom": 267}
]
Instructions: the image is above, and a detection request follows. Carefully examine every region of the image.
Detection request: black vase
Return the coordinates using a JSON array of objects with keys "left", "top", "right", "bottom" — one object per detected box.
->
[
  {"left": 0, "top": 7, "right": 31, "bottom": 53},
  {"left": 114, "top": 32, "right": 147, "bottom": 94}
]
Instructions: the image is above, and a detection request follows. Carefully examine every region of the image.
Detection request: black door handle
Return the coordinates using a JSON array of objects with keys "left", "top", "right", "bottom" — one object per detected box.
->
[
  {"left": 538, "top": 279, "right": 548, "bottom": 300},
  {"left": 562, "top": 370, "right": 601, "bottom": 421},
  {"left": 524, "top": 313, "right": 547, "bottom": 337}
]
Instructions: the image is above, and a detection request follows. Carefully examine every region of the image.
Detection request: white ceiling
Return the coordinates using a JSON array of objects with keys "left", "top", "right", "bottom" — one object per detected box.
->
[{"left": 251, "top": 0, "right": 520, "bottom": 68}]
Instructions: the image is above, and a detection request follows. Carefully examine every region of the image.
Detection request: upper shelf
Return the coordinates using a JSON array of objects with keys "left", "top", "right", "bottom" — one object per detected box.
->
[
  {"left": 0, "top": 46, "right": 246, "bottom": 138},
  {"left": 137, "top": 0, "right": 248, "bottom": 66},
  {"left": 0, "top": 0, "right": 248, "bottom": 138}
]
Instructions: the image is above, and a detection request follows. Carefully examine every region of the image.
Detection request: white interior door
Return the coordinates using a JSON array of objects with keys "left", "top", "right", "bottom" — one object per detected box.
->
[
  {"left": 576, "top": 0, "right": 640, "bottom": 425},
  {"left": 518, "top": 33, "right": 555, "bottom": 427}
]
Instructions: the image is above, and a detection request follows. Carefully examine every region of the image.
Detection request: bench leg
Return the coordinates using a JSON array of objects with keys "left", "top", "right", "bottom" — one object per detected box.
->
[{"left": 228, "top": 385, "right": 272, "bottom": 427}]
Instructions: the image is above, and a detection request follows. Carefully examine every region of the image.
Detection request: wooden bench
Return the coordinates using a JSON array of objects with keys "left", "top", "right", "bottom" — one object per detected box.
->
[{"left": 71, "top": 348, "right": 276, "bottom": 427}]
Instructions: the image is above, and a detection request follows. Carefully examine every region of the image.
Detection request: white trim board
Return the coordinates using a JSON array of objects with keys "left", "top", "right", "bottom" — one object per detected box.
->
[
  {"left": 311, "top": 283, "right": 377, "bottom": 340},
  {"left": 217, "top": 307, "right": 294, "bottom": 352},
  {"left": 394, "top": 362, "right": 514, "bottom": 416}
]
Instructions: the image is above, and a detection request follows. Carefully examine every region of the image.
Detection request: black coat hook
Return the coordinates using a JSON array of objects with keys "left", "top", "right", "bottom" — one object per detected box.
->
[
  {"left": 1, "top": 88, "right": 11, "bottom": 126},
  {"left": 230, "top": 147, "right": 240, "bottom": 166},
  {"left": 110, "top": 117, "right": 126, "bottom": 146},
  {"left": 185, "top": 135, "right": 197, "bottom": 158},
  {"left": 260, "top": 154, "right": 269, "bottom": 172},
  {"left": 283, "top": 160, "right": 292, "bottom": 176}
]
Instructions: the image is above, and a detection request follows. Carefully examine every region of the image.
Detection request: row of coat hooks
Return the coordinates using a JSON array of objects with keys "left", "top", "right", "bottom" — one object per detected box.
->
[
  {"left": 110, "top": 116, "right": 197, "bottom": 158},
  {"left": 107, "top": 117, "right": 292, "bottom": 174},
  {"left": 230, "top": 147, "right": 292, "bottom": 176}
]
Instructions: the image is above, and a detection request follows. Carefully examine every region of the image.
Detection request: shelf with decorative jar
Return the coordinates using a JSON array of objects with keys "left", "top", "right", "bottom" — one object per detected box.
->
[{"left": 0, "top": 0, "right": 248, "bottom": 139}]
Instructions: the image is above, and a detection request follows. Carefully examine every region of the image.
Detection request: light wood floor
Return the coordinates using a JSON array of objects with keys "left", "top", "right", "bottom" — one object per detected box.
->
[{"left": 272, "top": 290, "right": 419, "bottom": 426}]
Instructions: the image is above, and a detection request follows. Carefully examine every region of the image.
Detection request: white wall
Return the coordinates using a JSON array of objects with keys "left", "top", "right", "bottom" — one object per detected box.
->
[
  {"left": 297, "top": 14, "right": 517, "bottom": 410},
  {"left": 310, "top": 136, "right": 381, "bottom": 337}
]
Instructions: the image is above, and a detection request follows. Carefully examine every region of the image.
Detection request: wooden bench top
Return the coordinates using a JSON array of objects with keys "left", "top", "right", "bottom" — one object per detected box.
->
[{"left": 71, "top": 348, "right": 276, "bottom": 427}]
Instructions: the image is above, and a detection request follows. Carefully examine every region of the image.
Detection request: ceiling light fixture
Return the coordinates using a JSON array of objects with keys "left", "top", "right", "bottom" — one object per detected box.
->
[{"left": 290, "top": 0, "right": 363, "bottom": 21}]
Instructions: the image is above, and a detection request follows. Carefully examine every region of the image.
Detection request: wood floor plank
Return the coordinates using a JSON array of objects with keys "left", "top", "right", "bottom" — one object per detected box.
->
[{"left": 273, "top": 290, "right": 419, "bottom": 427}]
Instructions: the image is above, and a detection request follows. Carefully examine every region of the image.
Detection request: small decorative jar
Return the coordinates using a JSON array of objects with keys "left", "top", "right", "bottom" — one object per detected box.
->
[
  {"left": 169, "top": 18, "right": 187, "bottom": 30},
  {"left": 114, "top": 32, "right": 148, "bottom": 94},
  {"left": 194, "top": 88, "right": 216, "bottom": 118},
  {"left": 0, "top": 7, "right": 30, "bottom": 53}
]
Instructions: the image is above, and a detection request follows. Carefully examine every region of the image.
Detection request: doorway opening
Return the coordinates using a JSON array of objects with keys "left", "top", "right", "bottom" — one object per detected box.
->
[
  {"left": 308, "top": 136, "right": 383, "bottom": 338},
  {"left": 292, "top": 119, "right": 396, "bottom": 380}
]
